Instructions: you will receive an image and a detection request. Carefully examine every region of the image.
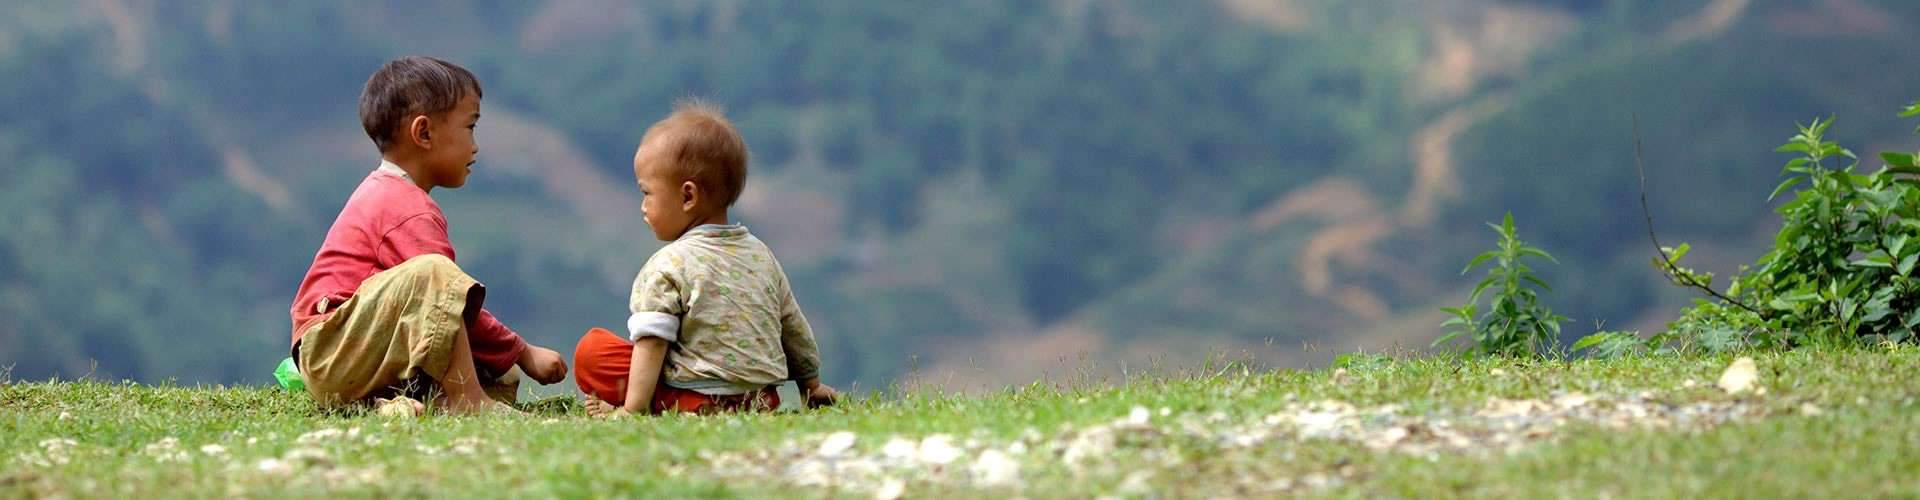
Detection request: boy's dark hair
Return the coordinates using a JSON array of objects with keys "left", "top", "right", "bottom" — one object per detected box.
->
[
  {"left": 646, "top": 99, "right": 749, "bottom": 207},
  {"left": 359, "top": 56, "right": 483, "bottom": 152}
]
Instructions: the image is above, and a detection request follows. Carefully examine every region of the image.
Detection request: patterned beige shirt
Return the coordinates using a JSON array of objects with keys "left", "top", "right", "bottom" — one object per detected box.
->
[{"left": 628, "top": 225, "right": 822, "bottom": 394}]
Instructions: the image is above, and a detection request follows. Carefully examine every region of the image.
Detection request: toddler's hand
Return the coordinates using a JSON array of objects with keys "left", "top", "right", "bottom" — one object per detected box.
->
[{"left": 518, "top": 346, "right": 568, "bottom": 385}]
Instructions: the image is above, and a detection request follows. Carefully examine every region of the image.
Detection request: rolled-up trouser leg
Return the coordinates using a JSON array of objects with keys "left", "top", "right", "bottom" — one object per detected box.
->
[{"left": 297, "top": 254, "right": 479, "bottom": 408}]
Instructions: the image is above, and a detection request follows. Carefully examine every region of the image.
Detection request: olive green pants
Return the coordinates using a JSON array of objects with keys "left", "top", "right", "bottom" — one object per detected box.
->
[{"left": 295, "top": 254, "right": 518, "bottom": 407}]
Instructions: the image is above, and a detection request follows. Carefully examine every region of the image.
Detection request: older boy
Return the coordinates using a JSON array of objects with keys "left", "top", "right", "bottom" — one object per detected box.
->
[
  {"left": 575, "top": 102, "right": 837, "bottom": 416},
  {"left": 289, "top": 56, "right": 567, "bottom": 414}
]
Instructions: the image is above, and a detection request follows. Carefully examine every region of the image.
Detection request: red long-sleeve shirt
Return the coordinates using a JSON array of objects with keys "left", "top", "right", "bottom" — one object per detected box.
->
[{"left": 289, "top": 165, "right": 527, "bottom": 373}]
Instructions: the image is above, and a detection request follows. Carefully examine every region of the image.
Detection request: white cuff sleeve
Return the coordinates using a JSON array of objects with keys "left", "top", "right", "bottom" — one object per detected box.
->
[{"left": 628, "top": 312, "right": 681, "bottom": 343}]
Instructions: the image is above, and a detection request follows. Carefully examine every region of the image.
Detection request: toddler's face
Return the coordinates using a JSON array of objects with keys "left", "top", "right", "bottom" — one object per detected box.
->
[{"left": 634, "top": 144, "right": 692, "bottom": 241}]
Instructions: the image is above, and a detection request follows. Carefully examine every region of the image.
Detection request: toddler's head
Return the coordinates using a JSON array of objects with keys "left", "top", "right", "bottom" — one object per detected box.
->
[{"left": 632, "top": 100, "right": 749, "bottom": 241}]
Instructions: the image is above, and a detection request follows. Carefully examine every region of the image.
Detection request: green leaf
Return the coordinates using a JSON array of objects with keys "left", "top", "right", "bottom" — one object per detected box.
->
[
  {"left": 1569, "top": 334, "right": 1602, "bottom": 351},
  {"left": 1522, "top": 275, "right": 1553, "bottom": 292},
  {"left": 1883, "top": 152, "right": 1918, "bottom": 169},
  {"left": 1667, "top": 243, "right": 1692, "bottom": 261},
  {"left": 1775, "top": 142, "right": 1811, "bottom": 153},
  {"left": 1899, "top": 254, "right": 1917, "bottom": 277},
  {"left": 1517, "top": 246, "right": 1558, "bottom": 264},
  {"left": 1468, "top": 279, "right": 1495, "bottom": 305},
  {"left": 1901, "top": 102, "right": 1920, "bottom": 118},
  {"left": 1461, "top": 251, "right": 1498, "bottom": 274},
  {"left": 1851, "top": 253, "right": 1893, "bottom": 269},
  {"left": 1768, "top": 177, "right": 1804, "bottom": 201}
]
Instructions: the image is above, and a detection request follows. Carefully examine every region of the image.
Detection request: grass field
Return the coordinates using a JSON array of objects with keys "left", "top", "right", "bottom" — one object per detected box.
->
[{"left": 3, "top": 347, "right": 1917, "bottom": 498}]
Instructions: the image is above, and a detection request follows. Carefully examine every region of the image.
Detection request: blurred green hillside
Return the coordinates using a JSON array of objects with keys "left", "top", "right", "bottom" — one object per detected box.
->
[{"left": 1, "top": 0, "right": 1916, "bottom": 390}]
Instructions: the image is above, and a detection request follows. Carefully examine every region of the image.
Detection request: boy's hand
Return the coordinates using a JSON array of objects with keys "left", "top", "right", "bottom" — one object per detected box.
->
[
  {"left": 518, "top": 346, "right": 568, "bottom": 385},
  {"left": 801, "top": 379, "right": 838, "bottom": 409}
]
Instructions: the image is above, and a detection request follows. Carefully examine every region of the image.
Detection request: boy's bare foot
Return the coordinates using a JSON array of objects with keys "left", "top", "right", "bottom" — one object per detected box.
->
[
  {"left": 374, "top": 396, "right": 427, "bottom": 418},
  {"left": 444, "top": 398, "right": 520, "bottom": 416},
  {"left": 433, "top": 391, "right": 522, "bottom": 415},
  {"left": 483, "top": 367, "right": 521, "bottom": 404}
]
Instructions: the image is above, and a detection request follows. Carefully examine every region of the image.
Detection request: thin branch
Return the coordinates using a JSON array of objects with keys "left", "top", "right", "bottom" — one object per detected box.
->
[{"left": 1633, "top": 113, "right": 1767, "bottom": 317}]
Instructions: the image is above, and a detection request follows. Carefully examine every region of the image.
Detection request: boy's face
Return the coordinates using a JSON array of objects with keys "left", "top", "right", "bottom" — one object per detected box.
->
[
  {"left": 420, "top": 91, "right": 481, "bottom": 188},
  {"left": 634, "top": 139, "right": 694, "bottom": 241}
]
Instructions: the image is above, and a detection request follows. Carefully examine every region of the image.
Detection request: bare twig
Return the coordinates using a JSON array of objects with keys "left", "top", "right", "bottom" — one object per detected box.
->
[{"left": 1633, "top": 113, "right": 1767, "bottom": 317}]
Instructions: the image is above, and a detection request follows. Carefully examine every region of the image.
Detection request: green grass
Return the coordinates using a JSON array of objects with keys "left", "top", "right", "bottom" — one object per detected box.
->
[{"left": 4, "top": 347, "right": 1918, "bottom": 498}]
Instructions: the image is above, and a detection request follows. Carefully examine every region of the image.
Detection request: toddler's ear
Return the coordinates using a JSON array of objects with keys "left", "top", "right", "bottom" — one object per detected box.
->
[{"left": 681, "top": 181, "right": 700, "bottom": 210}]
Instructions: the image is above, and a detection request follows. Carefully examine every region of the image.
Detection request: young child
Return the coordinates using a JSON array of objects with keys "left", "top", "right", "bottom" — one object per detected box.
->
[
  {"left": 288, "top": 56, "right": 568, "bottom": 414},
  {"left": 575, "top": 102, "right": 837, "bottom": 416}
]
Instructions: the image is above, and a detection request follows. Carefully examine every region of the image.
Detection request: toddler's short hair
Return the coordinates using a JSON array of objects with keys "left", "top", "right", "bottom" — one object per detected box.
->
[
  {"left": 359, "top": 56, "right": 483, "bottom": 152},
  {"left": 645, "top": 100, "right": 749, "bottom": 207}
]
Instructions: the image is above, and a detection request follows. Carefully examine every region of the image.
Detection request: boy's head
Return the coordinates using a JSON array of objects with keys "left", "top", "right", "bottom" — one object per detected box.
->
[
  {"left": 359, "top": 56, "right": 483, "bottom": 189},
  {"left": 632, "top": 100, "right": 749, "bottom": 241}
]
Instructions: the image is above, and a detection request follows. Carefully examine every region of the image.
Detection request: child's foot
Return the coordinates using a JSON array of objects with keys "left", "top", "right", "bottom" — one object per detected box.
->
[
  {"left": 434, "top": 392, "right": 522, "bottom": 416},
  {"left": 482, "top": 367, "right": 521, "bottom": 405},
  {"left": 374, "top": 396, "right": 427, "bottom": 418}
]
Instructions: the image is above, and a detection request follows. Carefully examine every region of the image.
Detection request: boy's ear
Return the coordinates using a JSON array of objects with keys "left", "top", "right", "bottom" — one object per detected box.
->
[
  {"left": 407, "top": 114, "right": 433, "bottom": 149},
  {"left": 680, "top": 180, "right": 700, "bottom": 211}
]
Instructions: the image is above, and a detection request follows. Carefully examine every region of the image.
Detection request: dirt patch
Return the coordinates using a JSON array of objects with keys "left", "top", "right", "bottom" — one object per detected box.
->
[
  {"left": 1665, "top": 0, "right": 1753, "bottom": 44},
  {"left": 83, "top": 0, "right": 148, "bottom": 74},
  {"left": 1216, "top": 0, "right": 1311, "bottom": 33},
  {"left": 1413, "top": 3, "right": 1577, "bottom": 102},
  {"left": 518, "top": 0, "right": 644, "bottom": 52},
  {"left": 1404, "top": 94, "right": 1510, "bottom": 225},
  {"left": 1764, "top": 0, "right": 1893, "bottom": 37},
  {"left": 734, "top": 183, "right": 845, "bottom": 265},
  {"left": 219, "top": 146, "right": 297, "bottom": 215}
]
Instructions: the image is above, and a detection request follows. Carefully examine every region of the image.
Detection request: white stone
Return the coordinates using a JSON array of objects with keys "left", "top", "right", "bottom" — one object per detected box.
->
[
  {"left": 1717, "top": 357, "right": 1759, "bottom": 394},
  {"left": 917, "top": 435, "right": 963, "bottom": 465},
  {"left": 970, "top": 449, "right": 1022, "bottom": 487},
  {"left": 817, "top": 431, "right": 857, "bottom": 457},
  {"left": 881, "top": 437, "right": 918, "bottom": 461},
  {"left": 296, "top": 428, "right": 343, "bottom": 444},
  {"left": 873, "top": 479, "right": 906, "bottom": 500},
  {"left": 255, "top": 458, "right": 292, "bottom": 475}
]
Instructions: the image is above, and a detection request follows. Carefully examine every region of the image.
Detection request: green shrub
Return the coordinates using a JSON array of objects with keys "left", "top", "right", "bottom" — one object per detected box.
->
[
  {"left": 1436, "top": 213, "right": 1569, "bottom": 357},
  {"left": 1666, "top": 102, "right": 1920, "bottom": 347},
  {"left": 1570, "top": 330, "right": 1654, "bottom": 359}
]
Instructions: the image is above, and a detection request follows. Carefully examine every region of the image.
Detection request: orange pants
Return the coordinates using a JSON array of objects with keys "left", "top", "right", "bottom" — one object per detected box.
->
[{"left": 573, "top": 327, "right": 781, "bottom": 414}]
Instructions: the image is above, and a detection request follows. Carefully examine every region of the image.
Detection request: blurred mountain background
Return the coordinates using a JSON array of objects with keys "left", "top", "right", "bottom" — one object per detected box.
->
[{"left": 1, "top": 0, "right": 1917, "bottom": 391}]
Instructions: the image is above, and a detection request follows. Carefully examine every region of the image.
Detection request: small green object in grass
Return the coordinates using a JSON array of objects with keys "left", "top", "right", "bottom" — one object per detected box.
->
[{"left": 274, "top": 357, "right": 304, "bottom": 392}]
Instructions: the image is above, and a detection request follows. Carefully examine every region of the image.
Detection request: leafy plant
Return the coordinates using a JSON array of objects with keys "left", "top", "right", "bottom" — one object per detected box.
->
[
  {"left": 1570, "top": 330, "right": 1654, "bottom": 359},
  {"left": 1332, "top": 351, "right": 1393, "bottom": 371},
  {"left": 1437, "top": 213, "right": 1569, "bottom": 357},
  {"left": 1664, "top": 104, "right": 1920, "bottom": 347}
]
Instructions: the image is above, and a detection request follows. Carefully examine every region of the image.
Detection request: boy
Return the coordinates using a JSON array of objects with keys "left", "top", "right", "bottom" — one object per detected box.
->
[
  {"left": 288, "top": 56, "right": 568, "bottom": 414},
  {"left": 574, "top": 101, "right": 837, "bottom": 416}
]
